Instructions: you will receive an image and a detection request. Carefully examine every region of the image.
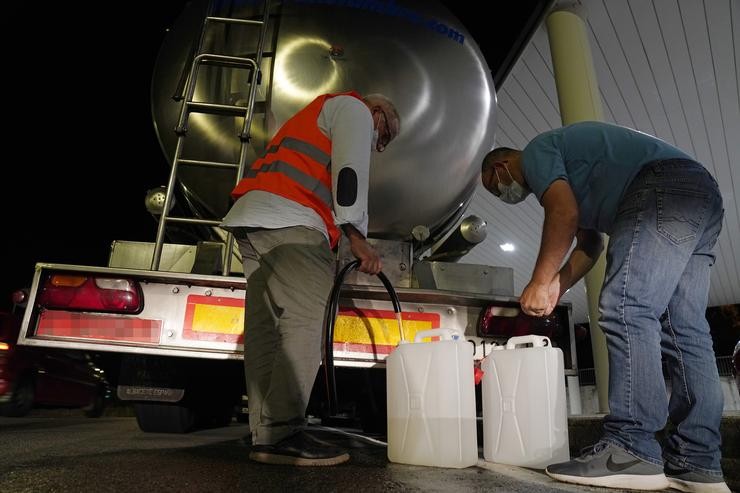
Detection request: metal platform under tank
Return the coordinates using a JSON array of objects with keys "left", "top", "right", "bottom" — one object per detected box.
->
[{"left": 413, "top": 261, "right": 514, "bottom": 296}]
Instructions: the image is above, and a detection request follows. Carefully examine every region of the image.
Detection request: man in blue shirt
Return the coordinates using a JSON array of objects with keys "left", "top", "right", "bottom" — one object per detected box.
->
[{"left": 481, "top": 121, "right": 728, "bottom": 492}]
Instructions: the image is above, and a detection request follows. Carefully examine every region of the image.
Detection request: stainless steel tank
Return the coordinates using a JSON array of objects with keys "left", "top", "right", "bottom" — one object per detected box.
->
[{"left": 152, "top": 0, "right": 496, "bottom": 241}]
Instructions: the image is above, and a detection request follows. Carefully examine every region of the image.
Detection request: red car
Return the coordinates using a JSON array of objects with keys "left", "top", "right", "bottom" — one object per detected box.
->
[
  {"left": 733, "top": 340, "right": 740, "bottom": 395},
  {"left": 0, "top": 311, "right": 109, "bottom": 417}
]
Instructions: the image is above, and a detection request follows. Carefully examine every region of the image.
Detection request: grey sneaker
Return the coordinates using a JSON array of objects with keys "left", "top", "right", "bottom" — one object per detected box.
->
[
  {"left": 664, "top": 462, "right": 730, "bottom": 493},
  {"left": 545, "top": 442, "right": 669, "bottom": 490}
]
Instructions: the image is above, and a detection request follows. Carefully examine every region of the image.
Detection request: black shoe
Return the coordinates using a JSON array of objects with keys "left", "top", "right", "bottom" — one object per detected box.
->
[
  {"left": 249, "top": 431, "right": 350, "bottom": 466},
  {"left": 664, "top": 462, "right": 730, "bottom": 493}
]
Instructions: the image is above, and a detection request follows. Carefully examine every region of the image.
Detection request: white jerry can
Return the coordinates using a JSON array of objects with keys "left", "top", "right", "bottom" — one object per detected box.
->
[
  {"left": 386, "top": 328, "right": 478, "bottom": 468},
  {"left": 482, "top": 335, "right": 570, "bottom": 468}
]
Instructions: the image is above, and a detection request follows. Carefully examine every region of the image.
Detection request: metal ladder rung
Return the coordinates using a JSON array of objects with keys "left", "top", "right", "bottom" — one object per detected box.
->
[
  {"left": 236, "top": 51, "right": 275, "bottom": 60},
  {"left": 165, "top": 217, "right": 223, "bottom": 227},
  {"left": 177, "top": 158, "right": 240, "bottom": 170},
  {"left": 186, "top": 102, "right": 248, "bottom": 117},
  {"left": 195, "top": 53, "right": 258, "bottom": 69},
  {"left": 200, "top": 58, "right": 260, "bottom": 69},
  {"left": 206, "top": 16, "right": 264, "bottom": 26}
]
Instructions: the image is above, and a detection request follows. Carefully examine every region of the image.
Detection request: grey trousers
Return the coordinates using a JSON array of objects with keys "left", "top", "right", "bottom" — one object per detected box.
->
[{"left": 237, "top": 226, "right": 335, "bottom": 445}]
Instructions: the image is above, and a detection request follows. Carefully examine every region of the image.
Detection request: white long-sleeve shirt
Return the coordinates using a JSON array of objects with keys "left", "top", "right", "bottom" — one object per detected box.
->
[{"left": 221, "top": 95, "right": 373, "bottom": 240}]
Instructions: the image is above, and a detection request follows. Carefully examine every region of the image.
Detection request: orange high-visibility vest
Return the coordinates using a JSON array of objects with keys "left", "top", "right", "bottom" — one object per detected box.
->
[{"left": 231, "top": 91, "right": 365, "bottom": 249}]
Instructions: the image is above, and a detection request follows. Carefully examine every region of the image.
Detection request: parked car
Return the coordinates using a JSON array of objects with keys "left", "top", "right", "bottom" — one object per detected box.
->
[{"left": 0, "top": 311, "right": 109, "bottom": 417}]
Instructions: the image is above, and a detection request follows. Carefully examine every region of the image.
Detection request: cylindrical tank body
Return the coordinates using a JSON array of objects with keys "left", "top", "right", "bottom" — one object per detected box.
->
[{"left": 152, "top": 0, "right": 496, "bottom": 241}]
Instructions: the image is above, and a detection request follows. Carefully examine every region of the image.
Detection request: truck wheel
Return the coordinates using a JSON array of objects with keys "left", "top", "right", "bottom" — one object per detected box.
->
[
  {"left": 197, "top": 404, "right": 234, "bottom": 428},
  {"left": 2, "top": 376, "right": 35, "bottom": 417},
  {"left": 84, "top": 387, "right": 107, "bottom": 418},
  {"left": 134, "top": 402, "right": 196, "bottom": 433}
]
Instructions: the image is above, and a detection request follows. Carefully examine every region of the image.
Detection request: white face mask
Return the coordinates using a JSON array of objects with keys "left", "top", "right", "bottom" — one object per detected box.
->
[
  {"left": 496, "top": 165, "right": 530, "bottom": 204},
  {"left": 371, "top": 128, "right": 379, "bottom": 152}
]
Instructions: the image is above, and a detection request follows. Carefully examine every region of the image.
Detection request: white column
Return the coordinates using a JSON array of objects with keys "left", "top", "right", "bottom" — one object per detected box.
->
[
  {"left": 567, "top": 375, "right": 583, "bottom": 415},
  {"left": 546, "top": 7, "right": 609, "bottom": 414}
]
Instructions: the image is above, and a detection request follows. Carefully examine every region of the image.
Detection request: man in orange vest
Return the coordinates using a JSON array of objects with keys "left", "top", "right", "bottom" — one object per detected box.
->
[{"left": 222, "top": 92, "right": 400, "bottom": 466}]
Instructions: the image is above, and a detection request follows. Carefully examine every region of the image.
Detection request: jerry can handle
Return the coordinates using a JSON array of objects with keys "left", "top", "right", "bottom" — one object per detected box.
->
[
  {"left": 414, "top": 328, "right": 460, "bottom": 343},
  {"left": 505, "top": 335, "right": 551, "bottom": 349}
]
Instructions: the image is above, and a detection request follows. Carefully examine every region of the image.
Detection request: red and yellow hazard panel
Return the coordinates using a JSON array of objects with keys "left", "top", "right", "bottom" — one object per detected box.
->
[
  {"left": 333, "top": 307, "right": 440, "bottom": 355},
  {"left": 183, "top": 295, "right": 244, "bottom": 343},
  {"left": 182, "top": 295, "right": 440, "bottom": 356}
]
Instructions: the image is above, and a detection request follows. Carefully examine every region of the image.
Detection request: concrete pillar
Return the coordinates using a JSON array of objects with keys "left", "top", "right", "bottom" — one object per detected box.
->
[
  {"left": 546, "top": 7, "right": 609, "bottom": 413},
  {"left": 567, "top": 375, "right": 583, "bottom": 415}
]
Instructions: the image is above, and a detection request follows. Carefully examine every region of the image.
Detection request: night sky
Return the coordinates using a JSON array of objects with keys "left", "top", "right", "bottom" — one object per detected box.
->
[
  {"left": 1, "top": 1, "right": 543, "bottom": 311},
  {"left": 2, "top": 2, "right": 187, "bottom": 310}
]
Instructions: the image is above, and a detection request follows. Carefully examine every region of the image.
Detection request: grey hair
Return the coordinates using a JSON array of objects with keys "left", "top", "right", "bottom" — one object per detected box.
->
[{"left": 362, "top": 93, "right": 401, "bottom": 131}]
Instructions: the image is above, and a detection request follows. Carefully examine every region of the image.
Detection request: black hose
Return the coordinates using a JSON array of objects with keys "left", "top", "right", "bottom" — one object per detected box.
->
[
  {"left": 376, "top": 270, "right": 402, "bottom": 314},
  {"left": 323, "top": 261, "right": 402, "bottom": 416}
]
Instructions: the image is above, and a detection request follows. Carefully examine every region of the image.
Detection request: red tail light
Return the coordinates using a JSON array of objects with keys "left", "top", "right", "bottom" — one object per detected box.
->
[
  {"left": 478, "top": 304, "right": 562, "bottom": 339},
  {"left": 38, "top": 274, "right": 143, "bottom": 313},
  {"left": 478, "top": 305, "right": 523, "bottom": 337}
]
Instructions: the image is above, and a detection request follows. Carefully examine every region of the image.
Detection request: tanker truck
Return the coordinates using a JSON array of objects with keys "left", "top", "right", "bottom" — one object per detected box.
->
[{"left": 15, "top": 0, "right": 576, "bottom": 433}]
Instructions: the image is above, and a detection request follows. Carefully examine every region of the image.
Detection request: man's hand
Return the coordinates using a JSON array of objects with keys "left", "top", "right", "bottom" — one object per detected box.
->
[
  {"left": 520, "top": 273, "right": 562, "bottom": 316},
  {"left": 520, "top": 280, "right": 552, "bottom": 317},
  {"left": 349, "top": 236, "right": 382, "bottom": 275},
  {"left": 341, "top": 223, "right": 382, "bottom": 275}
]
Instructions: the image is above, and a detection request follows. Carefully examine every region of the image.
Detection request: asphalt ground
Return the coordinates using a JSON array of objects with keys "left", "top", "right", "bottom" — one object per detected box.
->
[{"left": 0, "top": 410, "right": 737, "bottom": 492}]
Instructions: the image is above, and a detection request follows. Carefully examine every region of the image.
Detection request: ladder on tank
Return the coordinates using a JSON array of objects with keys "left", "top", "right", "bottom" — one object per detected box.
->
[{"left": 150, "top": 0, "right": 273, "bottom": 274}]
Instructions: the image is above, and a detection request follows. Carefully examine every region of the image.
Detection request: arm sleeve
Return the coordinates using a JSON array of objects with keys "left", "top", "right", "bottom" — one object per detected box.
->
[
  {"left": 522, "top": 132, "right": 569, "bottom": 202},
  {"left": 323, "top": 96, "right": 373, "bottom": 237}
]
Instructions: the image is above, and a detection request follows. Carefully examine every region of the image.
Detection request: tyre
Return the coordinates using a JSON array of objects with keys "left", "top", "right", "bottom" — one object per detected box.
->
[
  {"left": 1, "top": 376, "right": 35, "bottom": 417},
  {"left": 134, "top": 402, "right": 196, "bottom": 433},
  {"left": 84, "top": 387, "right": 107, "bottom": 418},
  {"left": 197, "top": 405, "right": 234, "bottom": 428}
]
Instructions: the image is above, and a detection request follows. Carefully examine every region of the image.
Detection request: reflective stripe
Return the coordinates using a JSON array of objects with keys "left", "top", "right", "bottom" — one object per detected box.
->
[
  {"left": 246, "top": 160, "right": 333, "bottom": 206},
  {"left": 262, "top": 137, "right": 331, "bottom": 166}
]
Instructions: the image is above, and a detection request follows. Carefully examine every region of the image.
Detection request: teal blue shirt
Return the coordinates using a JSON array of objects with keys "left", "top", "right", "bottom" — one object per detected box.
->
[{"left": 521, "top": 121, "right": 692, "bottom": 233}]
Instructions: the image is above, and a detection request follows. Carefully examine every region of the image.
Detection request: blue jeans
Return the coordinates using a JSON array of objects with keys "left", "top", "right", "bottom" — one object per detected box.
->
[{"left": 599, "top": 159, "right": 725, "bottom": 476}]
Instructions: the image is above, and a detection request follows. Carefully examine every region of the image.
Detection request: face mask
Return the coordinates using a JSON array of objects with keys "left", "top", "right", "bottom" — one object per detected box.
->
[
  {"left": 371, "top": 128, "right": 379, "bottom": 151},
  {"left": 496, "top": 165, "right": 530, "bottom": 204}
]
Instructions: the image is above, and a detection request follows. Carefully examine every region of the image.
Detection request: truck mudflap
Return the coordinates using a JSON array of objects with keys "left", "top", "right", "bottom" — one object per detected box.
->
[{"left": 19, "top": 263, "right": 577, "bottom": 370}]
